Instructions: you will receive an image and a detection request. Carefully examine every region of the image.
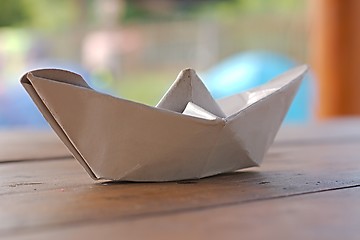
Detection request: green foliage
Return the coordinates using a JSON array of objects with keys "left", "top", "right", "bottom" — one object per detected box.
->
[
  {"left": 121, "top": 0, "right": 175, "bottom": 23},
  {"left": 20, "top": 0, "right": 78, "bottom": 30},
  {"left": 195, "top": 0, "right": 305, "bottom": 18},
  {"left": 122, "top": 1, "right": 151, "bottom": 22},
  {"left": 0, "top": 0, "right": 30, "bottom": 27},
  {"left": 0, "top": 0, "right": 78, "bottom": 30},
  {"left": 0, "top": 0, "right": 305, "bottom": 27}
]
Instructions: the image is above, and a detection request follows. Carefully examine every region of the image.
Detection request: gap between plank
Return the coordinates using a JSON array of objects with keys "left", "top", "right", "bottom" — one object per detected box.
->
[
  {"left": 273, "top": 136, "right": 360, "bottom": 147},
  {"left": 94, "top": 184, "right": 360, "bottom": 221},
  {"left": 2, "top": 184, "right": 359, "bottom": 238},
  {"left": 0, "top": 155, "right": 73, "bottom": 164}
]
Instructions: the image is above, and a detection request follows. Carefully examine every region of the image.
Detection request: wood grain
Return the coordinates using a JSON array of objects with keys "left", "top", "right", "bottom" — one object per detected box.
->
[
  {"left": 8, "top": 187, "right": 360, "bottom": 240},
  {"left": 0, "top": 130, "right": 70, "bottom": 162},
  {"left": 1, "top": 119, "right": 360, "bottom": 239},
  {"left": 275, "top": 118, "right": 360, "bottom": 145},
  {"left": 0, "top": 138, "right": 359, "bottom": 237}
]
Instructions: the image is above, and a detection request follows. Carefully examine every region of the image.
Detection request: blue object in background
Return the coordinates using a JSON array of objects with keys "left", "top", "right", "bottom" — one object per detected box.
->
[
  {"left": 0, "top": 84, "right": 48, "bottom": 127},
  {"left": 0, "top": 60, "right": 99, "bottom": 128},
  {"left": 203, "top": 51, "right": 312, "bottom": 123}
]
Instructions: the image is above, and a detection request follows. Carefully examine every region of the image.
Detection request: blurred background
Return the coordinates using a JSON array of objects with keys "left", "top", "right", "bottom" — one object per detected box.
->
[{"left": 0, "top": 0, "right": 359, "bottom": 128}]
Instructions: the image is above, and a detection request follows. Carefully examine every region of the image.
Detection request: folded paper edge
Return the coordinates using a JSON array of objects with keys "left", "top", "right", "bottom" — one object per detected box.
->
[
  {"left": 20, "top": 73, "right": 99, "bottom": 179},
  {"left": 21, "top": 71, "right": 224, "bottom": 181},
  {"left": 156, "top": 68, "right": 226, "bottom": 118},
  {"left": 225, "top": 65, "right": 307, "bottom": 165},
  {"left": 19, "top": 65, "right": 307, "bottom": 182},
  {"left": 224, "top": 65, "right": 308, "bottom": 121},
  {"left": 182, "top": 102, "right": 218, "bottom": 120}
]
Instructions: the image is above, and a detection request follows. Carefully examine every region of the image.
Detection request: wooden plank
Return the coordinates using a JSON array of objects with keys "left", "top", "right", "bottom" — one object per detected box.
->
[
  {"left": 0, "top": 159, "right": 90, "bottom": 196},
  {"left": 275, "top": 118, "right": 360, "bottom": 145},
  {"left": 0, "top": 139, "right": 359, "bottom": 237},
  {"left": 0, "top": 130, "right": 70, "bottom": 162},
  {"left": 8, "top": 187, "right": 359, "bottom": 240}
]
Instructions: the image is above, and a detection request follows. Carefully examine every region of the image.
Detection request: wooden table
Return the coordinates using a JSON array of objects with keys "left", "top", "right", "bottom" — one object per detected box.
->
[{"left": 1, "top": 118, "right": 359, "bottom": 240}]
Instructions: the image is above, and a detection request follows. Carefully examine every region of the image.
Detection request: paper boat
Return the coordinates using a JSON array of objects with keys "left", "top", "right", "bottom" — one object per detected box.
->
[{"left": 21, "top": 65, "right": 307, "bottom": 182}]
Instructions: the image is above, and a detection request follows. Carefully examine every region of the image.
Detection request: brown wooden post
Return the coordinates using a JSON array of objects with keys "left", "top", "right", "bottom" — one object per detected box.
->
[{"left": 309, "top": 0, "right": 360, "bottom": 118}]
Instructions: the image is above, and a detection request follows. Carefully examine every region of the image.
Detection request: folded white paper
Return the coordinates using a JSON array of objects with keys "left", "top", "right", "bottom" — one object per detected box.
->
[{"left": 21, "top": 65, "right": 307, "bottom": 181}]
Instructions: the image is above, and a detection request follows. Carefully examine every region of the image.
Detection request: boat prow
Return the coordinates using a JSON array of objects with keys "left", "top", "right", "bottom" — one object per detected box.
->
[{"left": 21, "top": 65, "right": 307, "bottom": 181}]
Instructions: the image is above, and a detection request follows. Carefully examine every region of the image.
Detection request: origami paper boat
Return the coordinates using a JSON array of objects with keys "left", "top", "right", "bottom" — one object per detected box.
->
[{"left": 21, "top": 65, "right": 307, "bottom": 182}]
